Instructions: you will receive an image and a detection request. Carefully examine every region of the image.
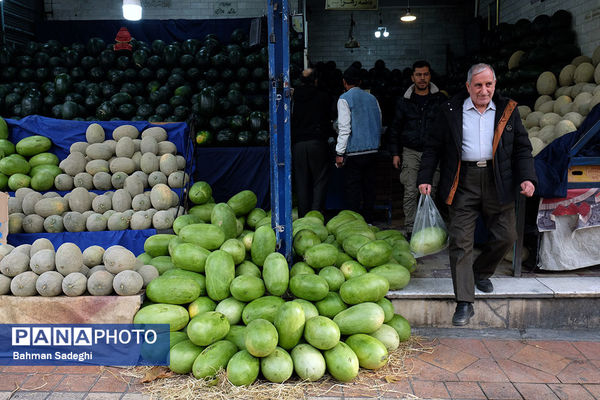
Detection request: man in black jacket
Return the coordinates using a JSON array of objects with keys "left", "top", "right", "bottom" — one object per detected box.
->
[
  {"left": 291, "top": 68, "right": 336, "bottom": 217},
  {"left": 417, "top": 63, "right": 537, "bottom": 326},
  {"left": 388, "top": 60, "right": 446, "bottom": 237}
]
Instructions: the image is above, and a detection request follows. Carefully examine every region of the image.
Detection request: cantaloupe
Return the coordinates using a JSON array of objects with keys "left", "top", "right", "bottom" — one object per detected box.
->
[
  {"left": 530, "top": 136, "right": 545, "bottom": 156},
  {"left": 572, "top": 55, "right": 592, "bottom": 67},
  {"left": 86, "top": 123, "right": 105, "bottom": 143},
  {"left": 539, "top": 113, "right": 561, "bottom": 128},
  {"left": 62, "top": 272, "right": 87, "bottom": 296},
  {"left": 574, "top": 62, "right": 594, "bottom": 83},
  {"left": 43, "top": 215, "right": 64, "bottom": 233},
  {"left": 113, "top": 270, "right": 144, "bottom": 295},
  {"left": 537, "top": 72, "right": 557, "bottom": 95},
  {"left": 22, "top": 214, "right": 44, "bottom": 233},
  {"left": 103, "top": 245, "right": 136, "bottom": 274},
  {"left": 0, "top": 251, "right": 29, "bottom": 277},
  {"left": 36, "top": 271, "right": 64, "bottom": 297},
  {"left": 112, "top": 125, "right": 140, "bottom": 141},
  {"left": 56, "top": 243, "right": 83, "bottom": 276},
  {"left": 517, "top": 105, "right": 531, "bottom": 119},
  {"left": 508, "top": 50, "right": 525, "bottom": 70},
  {"left": 142, "top": 127, "right": 168, "bottom": 142},
  {"left": 554, "top": 120, "right": 576, "bottom": 138},
  {"left": 10, "top": 271, "right": 38, "bottom": 296},
  {"left": 87, "top": 270, "right": 114, "bottom": 295},
  {"left": 30, "top": 238, "right": 54, "bottom": 256},
  {"left": 116, "top": 137, "right": 135, "bottom": 158},
  {"left": 553, "top": 95, "right": 572, "bottom": 115},
  {"left": 563, "top": 112, "right": 584, "bottom": 128},
  {"left": 559, "top": 65, "right": 576, "bottom": 87}
]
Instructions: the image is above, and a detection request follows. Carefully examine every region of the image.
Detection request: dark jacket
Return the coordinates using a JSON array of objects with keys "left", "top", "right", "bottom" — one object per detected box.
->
[
  {"left": 388, "top": 83, "right": 446, "bottom": 154},
  {"left": 291, "top": 85, "right": 335, "bottom": 144},
  {"left": 417, "top": 90, "right": 538, "bottom": 206}
]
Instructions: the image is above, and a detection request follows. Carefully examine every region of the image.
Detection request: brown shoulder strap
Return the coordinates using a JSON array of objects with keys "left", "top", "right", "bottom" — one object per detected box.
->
[{"left": 492, "top": 99, "right": 517, "bottom": 158}]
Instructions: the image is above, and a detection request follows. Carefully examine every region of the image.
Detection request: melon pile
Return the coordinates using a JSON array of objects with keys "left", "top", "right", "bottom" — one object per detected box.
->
[
  {"left": 0, "top": 239, "right": 159, "bottom": 297},
  {"left": 523, "top": 45, "right": 600, "bottom": 156},
  {"left": 133, "top": 183, "right": 414, "bottom": 386},
  {"left": 56, "top": 124, "right": 189, "bottom": 192},
  {"left": 8, "top": 183, "right": 183, "bottom": 233}
]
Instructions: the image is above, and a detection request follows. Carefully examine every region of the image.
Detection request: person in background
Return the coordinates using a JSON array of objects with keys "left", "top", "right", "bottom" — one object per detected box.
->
[
  {"left": 291, "top": 68, "right": 335, "bottom": 217},
  {"left": 417, "top": 63, "right": 536, "bottom": 326},
  {"left": 388, "top": 60, "right": 446, "bottom": 238},
  {"left": 335, "top": 66, "right": 383, "bottom": 223}
]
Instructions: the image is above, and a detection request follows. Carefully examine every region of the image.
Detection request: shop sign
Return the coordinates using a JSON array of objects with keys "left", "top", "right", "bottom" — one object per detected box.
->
[{"left": 325, "top": 0, "right": 377, "bottom": 10}]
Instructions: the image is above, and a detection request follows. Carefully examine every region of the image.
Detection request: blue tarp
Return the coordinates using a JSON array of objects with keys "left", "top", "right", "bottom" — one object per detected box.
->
[
  {"left": 5, "top": 116, "right": 191, "bottom": 255},
  {"left": 534, "top": 104, "right": 600, "bottom": 198}
]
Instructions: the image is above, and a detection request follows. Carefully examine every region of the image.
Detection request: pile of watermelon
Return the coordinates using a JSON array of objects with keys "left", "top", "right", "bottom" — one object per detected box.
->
[
  {"left": 0, "top": 30, "right": 305, "bottom": 146},
  {"left": 133, "top": 182, "right": 415, "bottom": 385}
]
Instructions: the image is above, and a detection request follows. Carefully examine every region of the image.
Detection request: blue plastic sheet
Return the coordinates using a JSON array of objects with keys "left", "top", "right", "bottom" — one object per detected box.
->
[
  {"left": 194, "top": 147, "right": 270, "bottom": 209},
  {"left": 8, "top": 229, "right": 156, "bottom": 256}
]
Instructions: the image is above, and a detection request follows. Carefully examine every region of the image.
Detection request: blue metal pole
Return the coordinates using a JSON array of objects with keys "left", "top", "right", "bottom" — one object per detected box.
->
[{"left": 267, "top": 0, "right": 293, "bottom": 262}]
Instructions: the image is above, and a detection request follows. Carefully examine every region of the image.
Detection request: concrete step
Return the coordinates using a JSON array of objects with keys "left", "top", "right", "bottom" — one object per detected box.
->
[{"left": 387, "top": 277, "right": 600, "bottom": 330}]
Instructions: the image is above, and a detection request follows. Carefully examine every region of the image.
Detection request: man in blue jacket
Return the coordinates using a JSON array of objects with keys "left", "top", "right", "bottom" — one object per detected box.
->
[
  {"left": 335, "top": 66, "right": 383, "bottom": 223},
  {"left": 417, "top": 63, "right": 537, "bottom": 326}
]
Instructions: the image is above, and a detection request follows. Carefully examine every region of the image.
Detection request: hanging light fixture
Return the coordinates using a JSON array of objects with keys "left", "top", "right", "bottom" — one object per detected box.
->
[
  {"left": 374, "top": 12, "right": 390, "bottom": 39},
  {"left": 123, "top": 0, "right": 142, "bottom": 21},
  {"left": 400, "top": 0, "right": 416, "bottom": 22}
]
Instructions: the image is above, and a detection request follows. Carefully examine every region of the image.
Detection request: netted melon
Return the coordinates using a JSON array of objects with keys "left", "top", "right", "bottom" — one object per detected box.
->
[
  {"left": 62, "top": 272, "right": 87, "bottom": 296},
  {"left": 0, "top": 251, "right": 30, "bottom": 277},
  {"left": 87, "top": 270, "right": 114, "bottom": 295},
  {"left": 159, "top": 154, "right": 178, "bottom": 176},
  {"left": 91, "top": 171, "right": 111, "bottom": 190},
  {"left": 61, "top": 152, "right": 86, "bottom": 175},
  {"left": 534, "top": 95, "right": 552, "bottom": 111},
  {"left": 539, "top": 113, "right": 561, "bottom": 128},
  {"left": 581, "top": 83, "right": 597, "bottom": 94},
  {"left": 142, "top": 126, "right": 167, "bottom": 142},
  {"left": 43, "top": 215, "right": 64, "bottom": 233},
  {"left": 555, "top": 86, "right": 572, "bottom": 99},
  {"left": 563, "top": 112, "right": 584, "bottom": 128},
  {"left": 91, "top": 194, "right": 111, "bottom": 214},
  {"left": 36, "top": 271, "right": 63, "bottom": 297},
  {"left": 107, "top": 212, "right": 129, "bottom": 230},
  {"left": 14, "top": 244, "right": 31, "bottom": 256},
  {"left": 132, "top": 151, "right": 142, "bottom": 170},
  {"left": 140, "top": 153, "right": 159, "bottom": 174},
  {"left": 508, "top": 50, "right": 525, "bottom": 70},
  {"left": 593, "top": 45, "right": 600, "bottom": 66},
  {"left": 34, "top": 197, "right": 68, "bottom": 218},
  {"left": 176, "top": 155, "right": 186, "bottom": 170},
  {"left": 124, "top": 176, "right": 144, "bottom": 197},
  {"left": 73, "top": 172, "right": 93, "bottom": 189},
  {"left": 82, "top": 245, "right": 105, "bottom": 268},
  {"left": 559, "top": 65, "right": 576, "bottom": 87},
  {"left": 85, "top": 159, "right": 109, "bottom": 175},
  {"left": 30, "top": 249, "right": 56, "bottom": 274},
  {"left": 571, "top": 82, "right": 587, "bottom": 98},
  {"left": 150, "top": 184, "right": 172, "bottom": 210},
  {"left": 132, "top": 193, "right": 151, "bottom": 211},
  {"left": 8, "top": 196, "right": 22, "bottom": 214},
  {"left": 116, "top": 136, "right": 135, "bottom": 158},
  {"left": 113, "top": 270, "right": 144, "bottom": 295},
  {"left": 537, "top": 125, "right": 557, "bottom": 143},
  {"left": 130, "top": 211, "right": 152, "bottom": 230},
  {"left": 572, "top": 55, "right": 592, "bottom": 67},
  {"left": 103, "top": 245, "right": 136, "bottom": 274},
  {"left": 152, "top": 210, "right": 174, "bottom": 230},
  {"left": 86, "top": 123, "right": 105, "bottom": 143},
  {"left": 530, "top": 136, "right": 545, "bottom": 156},
  {"left": 553, "top": 95, "right": 572, "bottom": 115},
  {"left": 538, "top": 100, "right": 555, "bottom": 114},
  {"left": 137, "top": 264, "right": 159, "bottom": 287},
  {"left": 132, "top": 171, "right": 148, "bottom": 188},
  {"left": 23, "top": 214, "right": 44, "bottom": 233},
  {"left": 22, "top": 191, "right": 43, "bottom": 215},
  {"left": 148, "top": 171, "right": 167, "bottom": 187},
  {"left": 157, "top": 141, "right": 177, "bottom": 156},
  {"left": 10, "top": 271, "right": 38, "bottom": 296},
  {"left": 68, "top": 187, "right": 92, "bottom": 213},
  {"left": 554, "top": 119, "right": 576, "bottom": 138},
  {"left": 574, "top": 62, "right": 594, "bottom": 83},
  {"left": 88, "top": 265, "right": 106, "bottom": 276},
  {"left": 595, "top": 63, "right": 600, "bottom": 85},
  {"left": 56, "top": 242, "right": 83, "bottom": 276},
  {"left": 70, "top": 141, "right": 88, "bottom": 154},
  {"left": 86, "top": 213, "right": 108, "bottom": 231},
  {"left": 63, "top": 211, "right": 86, "bottom": 232},
  {"left": 30, "top": 238, "right": 54, "bottom": 256},
  {"left": 9, "top": 213, "right": 24, "bottom": 233},
  {"left": 168, "top": 171, "right": 188, "bottom": 188},
  {"left": 140, "top": 136, "right": 158, "bottom": 154},
  {"left": 537, "top": 72, "right": 557, "bottom": 95},
  {"left": 527, "top": 126, "right": 540, "bottom": 137},
  {"left": 15, "top": 187, "right": 34, "bottom": 201},
  {"left": 0, "top": 275, "right": 11, "bottom": 295},
  {"left": 517, "top": 105, "right": 531, "bottom": 119},
  {"left": 54, "top": 173, "right": 74, "bottom": 191},
  {"left": 113, "top": 125, "right": 140, "bottom": 141},
  {"left": 112, "top": 189, "right": 132, "bottom": 212},
  {"left": 110, "top": 157, "right": 136, "bottom": 175}
]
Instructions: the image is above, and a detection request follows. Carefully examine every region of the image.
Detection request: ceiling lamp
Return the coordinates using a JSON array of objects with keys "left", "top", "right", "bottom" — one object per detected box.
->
[
  {"left": 400, "top": 0, "right": 416, "bottom": 22},
  {"left": 374, "top": 27, "right": 389, "bottom": 38},
  {"left": 123, "top": 0, "right": 142, "bottom": 21}
]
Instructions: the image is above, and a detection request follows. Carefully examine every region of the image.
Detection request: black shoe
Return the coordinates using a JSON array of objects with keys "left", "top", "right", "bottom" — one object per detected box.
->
[
  {"left": 452, "top": 302, "right": 474, "bottom": 326},
  {"left": 475, "top": 278, "right": 494, "bottom": 293}
]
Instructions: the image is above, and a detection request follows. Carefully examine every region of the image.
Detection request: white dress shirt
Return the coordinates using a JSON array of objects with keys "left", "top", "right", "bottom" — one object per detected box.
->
[
  {"left": 336, "top": 97, "right": 352, "bottom": 155},
  {"left": 461, "top": 97, "right": 496, "bottom": 161}
]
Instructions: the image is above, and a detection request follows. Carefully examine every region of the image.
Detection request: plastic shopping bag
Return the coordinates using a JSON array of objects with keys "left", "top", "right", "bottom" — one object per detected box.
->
[{"left": 409, "top": 194, "right": 448, "bottom": 257}]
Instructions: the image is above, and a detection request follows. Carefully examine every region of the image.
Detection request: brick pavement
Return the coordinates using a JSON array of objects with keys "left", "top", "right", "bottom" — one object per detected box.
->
[{"left": 0, "top": 336, "right": 598, "bottom": 399}]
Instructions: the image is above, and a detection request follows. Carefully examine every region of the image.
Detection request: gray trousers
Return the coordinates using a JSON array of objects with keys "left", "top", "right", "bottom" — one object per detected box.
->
[
  {"left": 448, "top": 165, "right": 516, "bottom": 303},
  {"left": 400, "top": 147, "right": 439, "bottom": 232}
]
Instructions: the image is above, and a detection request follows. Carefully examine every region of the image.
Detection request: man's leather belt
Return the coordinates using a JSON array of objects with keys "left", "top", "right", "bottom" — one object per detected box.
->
[{"left": 462, "top": 160, "right": 490, "bottom": 167}]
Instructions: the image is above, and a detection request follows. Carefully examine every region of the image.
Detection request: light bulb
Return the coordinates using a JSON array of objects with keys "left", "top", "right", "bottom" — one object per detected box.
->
[
  {"left": 123, "top": 0, "right": 142, "bottom": 21},
  {"left": 374, "top": 30, "right": 381, "bottom": 38},
  {"left": 383, "top": 30, "right": 389, "bottom": 37}
]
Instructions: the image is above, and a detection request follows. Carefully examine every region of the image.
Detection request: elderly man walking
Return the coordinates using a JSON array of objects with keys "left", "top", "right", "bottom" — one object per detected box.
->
[{"left": 417, "top": 63, "right": 537, "bottom": 326}]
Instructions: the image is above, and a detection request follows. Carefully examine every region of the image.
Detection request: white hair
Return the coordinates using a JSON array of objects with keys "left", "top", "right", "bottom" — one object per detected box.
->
[{"left": 467, "top": 63, "right": 496, "bottom": 83}]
